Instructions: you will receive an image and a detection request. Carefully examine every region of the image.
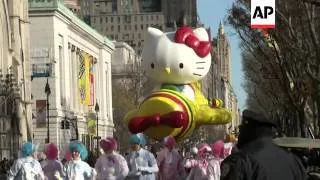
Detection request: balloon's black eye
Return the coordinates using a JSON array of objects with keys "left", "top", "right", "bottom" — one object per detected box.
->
[
  {"left": 179, "top": 63, "right": 184, "bottom": 69},
  {"left": 151, "top": 63, "right": 155, "bottom": 69}
]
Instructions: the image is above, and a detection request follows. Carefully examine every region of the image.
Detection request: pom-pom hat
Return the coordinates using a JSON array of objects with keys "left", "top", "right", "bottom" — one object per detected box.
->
[{"left": 100, "top": 137, "right": 118, "bottom": 152}]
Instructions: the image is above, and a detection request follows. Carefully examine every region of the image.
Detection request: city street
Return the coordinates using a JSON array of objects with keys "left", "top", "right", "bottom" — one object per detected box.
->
[{"left": 1, "top": 0, "right": 320, "bottom": 179}]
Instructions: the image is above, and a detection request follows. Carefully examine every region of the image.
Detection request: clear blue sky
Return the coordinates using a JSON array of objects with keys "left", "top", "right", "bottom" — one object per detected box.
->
[{"left": 197, "top": 0, "right": 247, "bottom": 110}]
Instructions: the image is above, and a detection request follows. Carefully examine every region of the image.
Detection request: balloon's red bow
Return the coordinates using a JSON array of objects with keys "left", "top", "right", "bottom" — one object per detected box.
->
[{"left": 174, "top": 26, "right": 212, "bottom": 58}]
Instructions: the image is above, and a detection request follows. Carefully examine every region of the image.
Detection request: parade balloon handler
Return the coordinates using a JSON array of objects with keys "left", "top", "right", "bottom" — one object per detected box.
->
[
  {"left": 211, "top": 140, "right": 225, "bottom": 163},
  {"left": 42, "top": 142, "right": 65, "bottom": 180},
  {"left": 157, "top": 135, "right": 186, "bottom": 180},
  {"left": 184, "top": 143, "right": 221, "bottom": 180},
  {"left": 8, "top": 142, "right": 45, "bottom": 180},
  {"left": 126, "top": 133, "right": 158, "bottom": 180},
  {"left": 94, "top": 137, "right": 129, "bottom": 180},
  {"left": 63, "top": 140, "right": 94, "bottom": 180},
  {"left": 211, "top": 140, "right": 233, "bottom": 163},
  {"left": 220, "top": 110, "right": 307, "bottom": 180},
  {"left": 124, "top": 16, "right": 232, "bottom": 142}
]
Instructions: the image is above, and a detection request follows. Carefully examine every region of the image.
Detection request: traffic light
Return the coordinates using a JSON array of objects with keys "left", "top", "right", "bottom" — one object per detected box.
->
[{"left": 61, "top": 120, "right": 70, "bottom": 129}]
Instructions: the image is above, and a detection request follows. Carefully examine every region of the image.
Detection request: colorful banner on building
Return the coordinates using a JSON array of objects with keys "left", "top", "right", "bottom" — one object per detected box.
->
[
  {"left": 89, "top": 56, "right": 95, "bottom": 106},
  {"left": 36, "top": 100, "right": 46, "bottom": 128},
  {"left": 79, "top": 52, "right": 91, "bottom": 105},
  {"left": 87, "top": 111, "right": 96, "bottom": 135}
]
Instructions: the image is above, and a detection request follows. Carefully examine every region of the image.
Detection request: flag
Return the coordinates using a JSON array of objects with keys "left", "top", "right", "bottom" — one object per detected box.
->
[
  {"left": 89, "top": 56, "right": 95, "bottom": 106},
  {"left": 78, "top": 52, "right": 90, "bottom": 105}
]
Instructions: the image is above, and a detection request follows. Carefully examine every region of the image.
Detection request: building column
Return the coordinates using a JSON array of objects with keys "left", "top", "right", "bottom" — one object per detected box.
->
[{"left": 71, "top": 45, "right": 77, "bottom": 112}]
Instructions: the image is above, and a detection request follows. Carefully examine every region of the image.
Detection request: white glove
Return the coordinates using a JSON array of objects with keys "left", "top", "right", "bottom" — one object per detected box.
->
[{"left": 54, "top": 171, "right": 62, "bottom": 180}]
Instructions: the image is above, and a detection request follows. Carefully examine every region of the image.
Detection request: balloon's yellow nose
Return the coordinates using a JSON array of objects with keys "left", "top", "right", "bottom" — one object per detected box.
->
[{"left": 165, "top": 67, "right": 171, "bottom": 74}]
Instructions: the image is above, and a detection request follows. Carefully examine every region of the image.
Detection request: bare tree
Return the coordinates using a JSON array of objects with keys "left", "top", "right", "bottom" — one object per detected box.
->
[
  {"left": 227, "top": 0, "right": 320, "bottom": 137},
  {"left": 112, "top": 66, "right": 156, "bottom": 153}
]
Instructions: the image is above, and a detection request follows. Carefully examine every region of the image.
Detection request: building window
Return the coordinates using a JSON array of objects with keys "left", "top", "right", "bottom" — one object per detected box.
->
[
  {"left": 118, "top": 25, "right": 120, "bottom": 32},
  {"left": 140, "top": 24, "right": 143, "bottom": 30},
  {"left": 123, "top": 33, "right": 129, "bottom": 39},
  {"left": 105, "top": 17, "right": 108, "bottom": 23},
  {"left": 124, "top": 15, "right": 131, "bottom": 23},
  {"left": 111, "top": 25, "right": 114, "bottom": 31},
  {"left": 115, "top": 34, "right": 118, "bottom": 39},
  {"left": 111, "top": 17, "right": 113, "bottom": 22},
  {"left": 151, "top": 16, "right": 153, "bottom": 20},
  {"left": 156, "top": 15, "right": 159, "bottom": 20},
  {"left": 118, "top": 16, "right": 120, "bottom": 23},
  {"left": 146, "top": 16, "right": 149, "bottom": 21},
  {"left": 93, "top": 17, "right": 96, "bottom": 23},
  {"left": 132, "top": 33, "right": 134, "bottom": 39},
  {"left": 140, "top": 16, "right": 143, "bottom": 21},
  {"left": 138, "top": 41, "right": 141, "bottom": 47},
  {"left": 58, "top": 37, "right": 64, "bottom": 106},
  {"left": 100, "top": 17, "right": 103, "bottom": 24},
  {"left": 135, "top": 24, "right": 137, "bottom": 31},
  {"left": 124, "top": 25, "right": 127, "bottom": 30},
  {"left": 138, "top": 33, "right": 141, "bottom": 39}
]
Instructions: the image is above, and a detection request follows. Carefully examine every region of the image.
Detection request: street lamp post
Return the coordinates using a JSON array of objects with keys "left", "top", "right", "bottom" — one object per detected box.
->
[
  {"left": 45, "top": 78, "right": 51, "bottom": 143},
  {"left": 95, "top": 101, "right": 100, "bottom": 153}
]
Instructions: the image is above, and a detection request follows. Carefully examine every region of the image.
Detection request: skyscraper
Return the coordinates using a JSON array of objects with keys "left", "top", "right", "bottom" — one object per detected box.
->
[
  {"left": 161, "top": 0, "right": 197, "bottom": 28},
  {"left": 89, "top": 0, "right": 165, "bottom": 55},
  {"left": 216, "top": 21, "right": 231, "bottom": 82},
  {"left": 63, "top": 0, "right": 81, "bottom": 16},
  {"left": 84, "top": 0, "right": 197, "bottom": 55}
]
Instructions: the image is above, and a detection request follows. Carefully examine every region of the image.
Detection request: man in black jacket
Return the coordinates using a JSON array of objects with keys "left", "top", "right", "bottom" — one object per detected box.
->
[{"left": 220, "top": 110, "right": 307, "bottom": 180}]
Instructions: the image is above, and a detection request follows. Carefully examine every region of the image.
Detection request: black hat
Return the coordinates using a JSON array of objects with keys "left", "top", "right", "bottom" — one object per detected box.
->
[{"left": 242, "top": 110, "right": 276, "bottom": 127}]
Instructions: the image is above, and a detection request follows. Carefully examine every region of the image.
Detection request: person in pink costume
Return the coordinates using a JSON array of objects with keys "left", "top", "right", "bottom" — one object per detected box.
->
[
  {"left": 41, "top": 143, "right": 65, "bottom": 180},
  {"left": 184, "top": 143, "right": 221, "bottom": 180},
  {"left": 211, "top": 140, "right": 225, "bottom": 163},
  {"left": 94, "top": 137, "right": 129, "bottom": 180},
  {"left": 157, "top": 136, "right": 186, "bottom": 180},
  {"left": 211, "top": 140, "right": 233, "bottom": 161}
]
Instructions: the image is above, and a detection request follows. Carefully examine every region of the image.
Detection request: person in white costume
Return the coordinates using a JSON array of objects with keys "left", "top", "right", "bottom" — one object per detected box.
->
[
  {"left": 157, "top": 136, "right": 186, "bottom": 180},
  {"left": 94, "top": 137, "right": 129, "bottom": 180},
  {"left": 126, "top": 133, "right": 159, "bottom": 180},
  {"left": 8, "top": 142, "right": 45, "bottom": 180},
  {"left": 184, "top": 143, "right": 221, "bottom": 180},
  {"left": 63, "top": 141, "right": 94, "bottom": 180}
]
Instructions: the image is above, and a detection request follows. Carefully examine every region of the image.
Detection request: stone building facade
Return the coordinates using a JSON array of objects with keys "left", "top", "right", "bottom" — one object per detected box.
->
[
  {"left": 91, "top": 0, "right": 165, "bottom": 55},
  {"left": 29, "top": 0, "right": 114, "bottom": 154},
  {"left": 0, "top": 0, "right": 32, "bottom": 159}
]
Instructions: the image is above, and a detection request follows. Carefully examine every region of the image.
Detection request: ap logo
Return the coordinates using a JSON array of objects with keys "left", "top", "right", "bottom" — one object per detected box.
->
[{"left": 251, "top": 0, "right": 275, "bottom": 29}]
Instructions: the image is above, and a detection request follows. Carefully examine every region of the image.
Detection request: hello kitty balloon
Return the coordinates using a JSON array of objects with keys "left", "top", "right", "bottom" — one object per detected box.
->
[
  {"left": 142, "top": 26, "right": 211, "bottom": 84},
  {"left": 124, "top": 25, "right": 232, "bottom": 142}
]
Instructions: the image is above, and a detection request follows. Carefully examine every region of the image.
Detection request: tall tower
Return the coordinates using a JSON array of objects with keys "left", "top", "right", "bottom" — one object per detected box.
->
[{"left": 217, "top": 21, "right": 231, "bottom": 82}]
